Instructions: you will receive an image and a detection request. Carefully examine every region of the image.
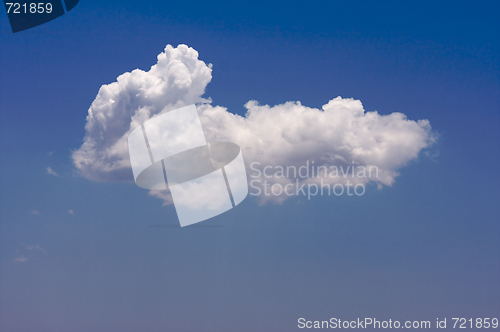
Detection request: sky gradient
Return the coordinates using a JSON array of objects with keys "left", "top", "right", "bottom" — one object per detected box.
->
[{"left": 1, "top": 1, "right": 499, "bottom": 331}]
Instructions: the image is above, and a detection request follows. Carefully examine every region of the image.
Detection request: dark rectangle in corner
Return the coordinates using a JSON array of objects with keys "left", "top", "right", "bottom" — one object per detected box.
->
[{"left": 4, "top": 1, "right": 65, "bottom": 33}]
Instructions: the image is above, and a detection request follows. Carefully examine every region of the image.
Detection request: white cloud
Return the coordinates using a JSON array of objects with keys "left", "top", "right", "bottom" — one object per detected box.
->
[
  {"left": 198, "top": 99, "right": 434, "bottom": 203},
  {"left": 148, "top": 189, "right": 173, "bottom": 206},
  {"left": 73, "top": 44, "right": 436, "bottom": 204},
  {"left": 14, "top": 256, "right": 28, "bottom": 263},
  {"left": 72, "top": 44, "right": 212, "bottom": 182},
  {"left": 46, "top": 167, "right": 58, "bottom": 176},
  {"left": 31, "top": 210, "right": 40, "bottom": 215},
  {"left": 68, "top": 209, "right": 74, "bottom": 215}
]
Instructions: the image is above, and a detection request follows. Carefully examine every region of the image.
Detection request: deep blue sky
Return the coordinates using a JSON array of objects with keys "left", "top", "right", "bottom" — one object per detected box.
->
[{"left": 1, "top": 1, "right": 499, "bottom": 331}]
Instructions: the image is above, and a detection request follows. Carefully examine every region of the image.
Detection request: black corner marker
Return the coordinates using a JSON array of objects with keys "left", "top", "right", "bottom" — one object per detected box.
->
[{"left": 3, "top": 0, "right": 79, "bottom": 33}]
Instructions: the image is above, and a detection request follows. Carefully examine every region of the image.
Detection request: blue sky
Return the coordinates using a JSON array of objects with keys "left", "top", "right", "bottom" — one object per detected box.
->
[{"left": 0, "top": 1, "right": 499, "bottom": 331}]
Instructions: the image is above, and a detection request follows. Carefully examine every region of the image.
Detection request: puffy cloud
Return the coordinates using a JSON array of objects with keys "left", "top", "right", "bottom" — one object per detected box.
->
[
  {"left": 72, "top": 44, "right": 212, "bottom": 182},
  {"left": 73, "top": 44, "right": 436, "bottom": 204},
  {"left": 198, "top": 100, "right": 434, "bottom": 203}
]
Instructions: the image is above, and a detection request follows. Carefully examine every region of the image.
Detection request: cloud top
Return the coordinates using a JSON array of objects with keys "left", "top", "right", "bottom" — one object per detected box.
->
[{"left": 72, "top": 45, "right": 212, "bottom": 182}]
